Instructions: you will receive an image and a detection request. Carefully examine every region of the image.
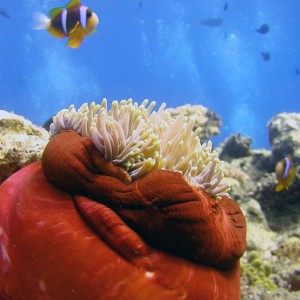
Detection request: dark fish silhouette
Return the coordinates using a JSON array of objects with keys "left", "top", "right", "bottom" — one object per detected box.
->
[
  {"left": 138, "top": 1, "right": 143, "bottom": 8},
  {"left": 199, "top": 18, "right": 223, "bottom": 28},
  {"left": 295, "top": 68, "right": 299, "bottom": 76},
  {"left": 260, "top": 52, "right": 270, "bottom": 61},
  {"left": 43, "top": 117, "right": 53, "bottom": 131},
  {"left": 256, "top": 23, "right": 269, "bottom": 34},
  {"left": 0, "top": 8, "right": 10, "bottom": 18},
  {"left": 224, "top": 3, "right": 228, "bottom": 11}
]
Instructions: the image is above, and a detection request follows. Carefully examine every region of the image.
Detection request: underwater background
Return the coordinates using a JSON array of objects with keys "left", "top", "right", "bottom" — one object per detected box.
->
[{"left": 1, "top": 0, "right": 300, "bottom": 149}]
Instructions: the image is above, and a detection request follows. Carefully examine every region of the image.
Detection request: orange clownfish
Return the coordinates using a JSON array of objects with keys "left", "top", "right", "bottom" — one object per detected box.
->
[
  {"left": 275, "top": 155, "right": 295, "bottom": 192},
  {"left": 34, "top": 0, "right": 99, "bottom": 48}
]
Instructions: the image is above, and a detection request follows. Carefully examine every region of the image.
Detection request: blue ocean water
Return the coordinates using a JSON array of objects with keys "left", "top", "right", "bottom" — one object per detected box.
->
[{"left": 0, "top": 0, "right": 299, "bottom": 149}]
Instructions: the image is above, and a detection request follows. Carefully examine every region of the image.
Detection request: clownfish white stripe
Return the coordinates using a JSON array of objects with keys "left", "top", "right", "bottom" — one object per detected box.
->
[
  {"left": 283, "top": 156, "right": 291, "bottom": 179},
  {"left": 61, "top": 8, "right": 68, "bottom": 35},
  {"left": 80, "top": 6, "right": 88, "bottom": 29}
]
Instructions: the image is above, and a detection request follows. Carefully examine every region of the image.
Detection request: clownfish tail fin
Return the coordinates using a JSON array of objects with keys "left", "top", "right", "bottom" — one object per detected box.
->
[{"left": 33, "top": 12, "right": 51, "bottom": 30}]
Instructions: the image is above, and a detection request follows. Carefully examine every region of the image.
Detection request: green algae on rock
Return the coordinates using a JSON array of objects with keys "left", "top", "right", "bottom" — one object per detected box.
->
[{"left": 241, "top": 250, "right": 277, "bottom": 291}]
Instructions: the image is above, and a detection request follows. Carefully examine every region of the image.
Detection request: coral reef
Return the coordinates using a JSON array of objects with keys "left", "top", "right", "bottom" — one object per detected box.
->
[
  {"left": 218, "top": 132, "right": 252, "bottom": 161},
  {"left": 166, "top": 104, "right": 222, "bottom": 141},
  {"left": 220, "top": 112, "right": 300, "bottom": 299},
  {"left": 0, "top": 110, "right": 49, "bottom": 184},
  {"left": 241, "top": 250, "right": 276, "bottom": 291},
  {"left": 289, "top": 265, "right": 300, "bottom": 291},
  {"left": 275, "top": 237, "right": 300, "bottom": 263},
  {"left": 268, "top": 112, "right": 300, "bottom": 166}
]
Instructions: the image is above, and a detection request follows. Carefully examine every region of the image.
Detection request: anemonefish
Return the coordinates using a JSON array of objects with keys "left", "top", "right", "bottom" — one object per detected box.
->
[
  {"left": 275, "top": 155, "right": 295, "bottom": 192},
  {"left": 34, "top": 0, "right": 99, "bottom": 48}
]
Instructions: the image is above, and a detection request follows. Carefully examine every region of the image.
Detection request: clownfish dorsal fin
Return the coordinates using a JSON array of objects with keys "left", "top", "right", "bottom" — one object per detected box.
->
[
  {"left": 66, "top": 0, "right": 81, "bottom": 9},
  {"left": 50, "top": 7, "right": 64, "bottom": 19}
]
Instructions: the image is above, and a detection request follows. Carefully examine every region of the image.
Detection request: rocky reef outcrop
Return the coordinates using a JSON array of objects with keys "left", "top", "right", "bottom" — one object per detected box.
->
[
  {"left": 166, "top": 104, "right": 222, "bottom": 141},
  {"left": 222, "top": 112, "right": 300, "bottom": 299},
  {"left": 268, "top": 112, "right": 300, "bottom": 167},
  {"left": 218, "top": 132, "right": 252, "bottom": 161},
  {"left": 0, "top": 110, "right": 49, "bottom": 184}
]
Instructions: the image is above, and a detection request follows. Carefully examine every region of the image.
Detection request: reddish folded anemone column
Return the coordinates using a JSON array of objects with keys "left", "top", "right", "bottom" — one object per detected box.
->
[
  {"left": 43, "top": 131, "right": 246, "bottom": 292},
  {"left": 0, "top": 130, "right": 246, "bottom": 299}
]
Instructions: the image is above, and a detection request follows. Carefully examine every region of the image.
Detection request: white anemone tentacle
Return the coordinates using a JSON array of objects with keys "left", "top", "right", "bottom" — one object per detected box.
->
[{"left": 50, "top": 99, "right": 230, "bottom": 198}]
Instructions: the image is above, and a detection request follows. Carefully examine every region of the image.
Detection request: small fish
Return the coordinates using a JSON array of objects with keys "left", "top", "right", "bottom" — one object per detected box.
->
[
  {"left": 199, "top": 18, "right": 223, "bottom": 28},
  {"left": 43, "top": 117, "right": 53, "bottom": 131},
  {"left": 0, "top": 8, "right": 10, "bottom": 18},
  {"left": 275, "top": 155, "right": 295, "bottom": 192},
  {"left": 224, "top": 3, "right": 228, "bottom": 11},
  {"left": 260, "top": 51, "right": 270, "bottom": 61},
  {"left": 256, "top": 23, "right": 269, "bottom": 34},
  {"left": 295, "top": 68, "right": 299, "bottom": 76},
  {"left": 34, "top": 0, "right": 99, "bottom": 48}
]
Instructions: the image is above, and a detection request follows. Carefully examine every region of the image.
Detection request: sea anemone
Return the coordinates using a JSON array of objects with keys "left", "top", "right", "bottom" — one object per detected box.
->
[{"left": 50, "top": 98, "right": 229, "bottom": 198}]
